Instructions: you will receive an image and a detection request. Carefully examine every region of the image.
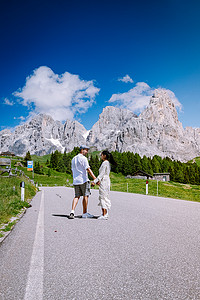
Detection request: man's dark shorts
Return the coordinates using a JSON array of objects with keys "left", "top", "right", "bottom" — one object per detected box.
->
[{"left": 74, "top": 181, "right": 91, "bottom": 198}]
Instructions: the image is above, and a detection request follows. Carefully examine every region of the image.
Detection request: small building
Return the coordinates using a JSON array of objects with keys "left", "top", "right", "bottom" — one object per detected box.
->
[
  {"left": 127, "top": 170, "right": 170, "bottom": 182},
  {"left": 0, "top": 151, "right": 15, "bottom": 157},
  {"left": 129, "top": 170, "right": 153, "bottom": 180},
  {"left": 153, "top": 173, "right": 170, "bottom": 182}
]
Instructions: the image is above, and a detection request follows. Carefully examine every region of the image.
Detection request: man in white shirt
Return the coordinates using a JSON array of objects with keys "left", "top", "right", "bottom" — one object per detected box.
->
[{"left": 69, "top": 145, "right": 96, "bottom": 219}]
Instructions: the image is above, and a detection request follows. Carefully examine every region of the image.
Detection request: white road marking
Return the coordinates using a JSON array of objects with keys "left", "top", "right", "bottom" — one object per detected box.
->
[{"left": 24, "top": 190, "right": 44, "bottom": 300}]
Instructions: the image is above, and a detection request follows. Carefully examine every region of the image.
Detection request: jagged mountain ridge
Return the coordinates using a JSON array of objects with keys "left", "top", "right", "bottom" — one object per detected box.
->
[
  {"left": 0, "top": 89, "right": 200, "bottom": 162},
  {"left": 0, "top": 114, "right": 87, "bottom": 156}
]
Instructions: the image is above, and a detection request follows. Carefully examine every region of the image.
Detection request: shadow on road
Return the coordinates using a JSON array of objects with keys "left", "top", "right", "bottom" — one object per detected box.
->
[{"left": 52, "top": 214, "right": 99, "bottom": 219}]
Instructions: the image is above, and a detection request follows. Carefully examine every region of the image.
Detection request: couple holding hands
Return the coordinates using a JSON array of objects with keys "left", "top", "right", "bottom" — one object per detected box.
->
[{"left": 69, "top": 145, "right": 116, "bottom": 220}]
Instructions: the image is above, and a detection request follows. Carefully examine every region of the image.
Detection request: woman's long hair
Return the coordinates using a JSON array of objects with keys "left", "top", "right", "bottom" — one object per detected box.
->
[{"left": 101, "top": 150, "right": 117, "bottom": 166}]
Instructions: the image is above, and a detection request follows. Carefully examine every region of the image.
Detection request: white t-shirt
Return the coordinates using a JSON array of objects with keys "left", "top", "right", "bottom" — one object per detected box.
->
[{"left": 71, "top": 153, "right": 90, "bottom": 185}]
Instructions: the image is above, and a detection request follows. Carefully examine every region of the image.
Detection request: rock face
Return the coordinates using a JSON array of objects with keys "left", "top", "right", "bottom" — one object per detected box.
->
[
  {"left": 86, "top": 106, "right": 138, "bottom": 151},
  {"left": 0, "top": 89, "right": 200, "bottom": 161},
  {"left": 0, "top": 114, "right": 87, "bottom": 156}
]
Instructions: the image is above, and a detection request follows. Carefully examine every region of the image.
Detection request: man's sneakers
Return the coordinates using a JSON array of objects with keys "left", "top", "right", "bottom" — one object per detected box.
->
[
  {"left": 97, "top": 214, "right": 108, "bottom": 220},
  {"left": 69, "top": 212, "right": 75, "bottom": 219},
  {"left": 82, "top": 212, "right": 94, "bottom": 218}
]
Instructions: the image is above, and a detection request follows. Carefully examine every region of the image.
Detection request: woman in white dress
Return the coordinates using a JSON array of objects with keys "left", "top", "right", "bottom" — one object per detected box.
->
[{"left": 92, "top": 150, "right": 116, "bottom": 220}]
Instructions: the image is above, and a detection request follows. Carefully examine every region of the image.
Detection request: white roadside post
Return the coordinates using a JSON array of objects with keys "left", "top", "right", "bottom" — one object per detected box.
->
[
  {"left": 146, "top": 180, "right": 149, "bottom": 195},
  {"left": 20, "top": 181, "right": 25, "bottom": 201},
  {"left": 127, "top": 182, "right": 128, "bottom": 193}
]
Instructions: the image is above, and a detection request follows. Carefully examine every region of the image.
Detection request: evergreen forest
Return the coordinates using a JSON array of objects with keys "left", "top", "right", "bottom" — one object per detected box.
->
[{"left": 30, "top": 148, "right": 200, "bottom": 185}]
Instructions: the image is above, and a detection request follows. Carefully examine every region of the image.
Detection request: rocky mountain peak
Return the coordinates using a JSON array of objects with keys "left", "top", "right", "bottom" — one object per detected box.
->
[
  {"left": 86, "top": 106, "right": 137, "bottom": 147},
  {"left": 0, "top": 129, "right": 12, "bottom": 136},
  {"left": 94, "top": 106, "right": 137, "bottom": 130},
  {"left": 140, "top": 89, "right": 180, "bottom": 128},
  {"left": 101, "top": 106, "right": 137, "bottom": 119}
]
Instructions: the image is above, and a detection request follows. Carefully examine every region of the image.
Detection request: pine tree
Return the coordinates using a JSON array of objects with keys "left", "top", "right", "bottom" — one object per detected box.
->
[
  {"left": 50, "top": 150, "right": 62, "bottom": 170},
  {"left": 48, "top": 168, "right": 51, "bottom": 177},
  {"left": 94, "top": 155, "right": 101, "bottom": 174},
  {"left": 134, "top": 153, "right": 142, "bottom": 172},
  {"left": 89, "top": 155, "right": 100, "bottom": 177},
  {"left": 63, "top": 151, "right": 67, "bottom": 166},
  {"left": 55, "top": 151, "right": 65, "bottom": 172},
  {"left": 174, "top": 162, "right": 184, "bottom": 183},
  {"left": 122, "top": 154, "right": 129, "bottom": 176},
  {"left": 50, "top": 152, "right": 56, "bottom": 169},
  {"left": 184, "top": 166, "right": 190, "bottom": 184},
  {"left": 188, "top": 164, "right": 197, "bottom": 185},
  {"left": 152, "top": 156, "right": 161, "bottom": 173},
  {"left": 62, "top": 150, "right": 71, "bottom": 173},
  {"left": 65, "top": 155, "right": 72, "bottom": 174},
  {"left": 127, "top": 152, "right": 135, "bottom": 175},
  {"left": 147, "top": 157, "right": 153, "bottom": 175},
  {"left": 24, "top": 151, "right": 32, "bottom": 167},
  {"left": 169, "top": 165, "right": 175, "bottom": 181},
  {"left": 34, "top": 161, "right": 44, "bottom": 174},
  {"left": 194, "top": 164, "right": 200, "bottom": 185},
  {"left": 70, "top": 147, "right": 80, "bottom": 158},
  {"left": 161, "top": 158, "right": 170, "bottom": 172},
  {"left": 56, "top": 158, "right": 66, "bottom": 172},
  {"left": 141, "top": 155, "right": 149, "bottom": 173},
  {"left": 112, "top": 151, "right": 122, "bottom": 173}
]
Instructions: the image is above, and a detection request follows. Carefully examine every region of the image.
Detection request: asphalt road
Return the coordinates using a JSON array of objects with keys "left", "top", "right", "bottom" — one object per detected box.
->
[{"left": 0, "top": 187, "right": 200, "bottom": 300}]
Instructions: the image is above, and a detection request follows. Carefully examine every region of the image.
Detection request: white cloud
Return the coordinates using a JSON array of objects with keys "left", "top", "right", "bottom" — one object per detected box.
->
[
  {"left": 109, "top": 82, "right": 153, "bottom": 113},
  {"left": 13, "top": 66, "right": 100, "bottom": 122},
  {"left": 108, "top": 82, "right": 182, "bottom": 114},
  {"left": 14, "top": 116, "right": 25, "bottom": 121},
  {"left": 118, "top": 74, "right": 133, "bottom": 83},
  {"left": 3, "top": 98, "right": 14, "bottom": 106}
]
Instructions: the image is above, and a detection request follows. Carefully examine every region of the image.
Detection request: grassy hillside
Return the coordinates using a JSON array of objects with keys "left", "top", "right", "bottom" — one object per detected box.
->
[
  {"left": 0, "top": 176, "right": 37, "bottom": 227},
  {"left": 30, "top": 169, "right": 72, "bottom": 186},
  {"left": 6, "top": 155, "right": 72, "bottom": 186},
  {"left": 31, "top": 154, "right": 51, "bottom": 163},
  {"left": 17, "top": 164, "right": 73, "bottom": 186},
  {"left": 194, "top": 157, "right": 200, "bottom": 166},
  {"left": 109, "top": 173, "right": 200, "bottom": 202}
]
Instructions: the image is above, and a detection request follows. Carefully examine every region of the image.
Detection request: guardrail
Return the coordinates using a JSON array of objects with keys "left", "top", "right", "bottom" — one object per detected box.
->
[
  {"left": 0, "top": 167, "right": 35, "bottom": 186},
  {"left": 0, "top": 167, "right": 23, "bottom": 177}
]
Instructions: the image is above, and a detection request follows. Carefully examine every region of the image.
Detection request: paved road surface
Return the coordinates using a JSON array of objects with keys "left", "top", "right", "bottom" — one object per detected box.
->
[{"left": 0, "top": 187, "right": 200, "bottom": 300}]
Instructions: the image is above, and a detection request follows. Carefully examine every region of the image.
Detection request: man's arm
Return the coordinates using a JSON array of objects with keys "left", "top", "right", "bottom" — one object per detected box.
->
[{"left": 87, "top": 167, "right": 96, "bottom": 181}]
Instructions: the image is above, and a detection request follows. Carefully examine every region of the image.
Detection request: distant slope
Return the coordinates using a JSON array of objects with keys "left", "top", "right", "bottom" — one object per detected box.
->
[{"left": 195, "top": 157, "right": 200, "bottom": 166}]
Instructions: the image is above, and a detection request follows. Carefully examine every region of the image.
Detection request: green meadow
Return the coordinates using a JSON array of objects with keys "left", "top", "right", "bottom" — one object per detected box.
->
[{"left": 109, "top": 173, "right": 200, "bottom": 202}]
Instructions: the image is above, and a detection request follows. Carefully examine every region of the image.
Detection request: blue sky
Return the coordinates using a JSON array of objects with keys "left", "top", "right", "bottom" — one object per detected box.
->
[{"left": 0, "top": 0, "right": 200, "bottom": 130}]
